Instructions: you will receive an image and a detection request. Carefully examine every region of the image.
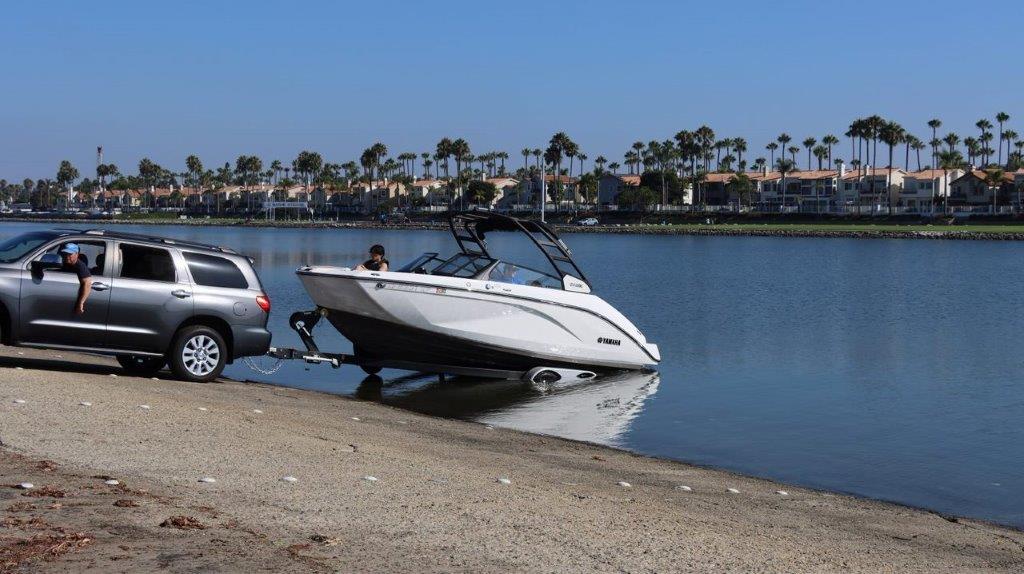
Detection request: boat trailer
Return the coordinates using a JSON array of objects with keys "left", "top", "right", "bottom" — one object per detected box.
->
[{"left": 260, "top": 308, "right": 598, "bottom": 384}]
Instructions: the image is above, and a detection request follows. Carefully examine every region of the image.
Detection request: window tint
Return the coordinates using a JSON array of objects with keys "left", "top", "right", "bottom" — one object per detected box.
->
[
  {"left": 119, "top": 244, "right": 176, "bottom": 282},
  {"left": 184, "top": 252, "right": 248, "bottom": 288}
]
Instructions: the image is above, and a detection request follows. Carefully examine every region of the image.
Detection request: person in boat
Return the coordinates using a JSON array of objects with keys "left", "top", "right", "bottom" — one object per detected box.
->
[
  {"left": 355, "top": 244, "right": 389, "bottom": 272},
  {"left": 490, "top": 262, "right": 525, "bottom": 285}
]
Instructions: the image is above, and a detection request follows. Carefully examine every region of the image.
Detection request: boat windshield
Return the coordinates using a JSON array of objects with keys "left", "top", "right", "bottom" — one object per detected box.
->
[
  {"left": 399, "top": 251, "right": 563, "bottom": 288},
  {"left": 482, "top": 262, "right": 562, "bottom": 289},
  {"left": 430, "top": 253, "right": 496, "bottom": 278},
  {"left": 0, "top": 231, "right": 61, "bottom": 263}
]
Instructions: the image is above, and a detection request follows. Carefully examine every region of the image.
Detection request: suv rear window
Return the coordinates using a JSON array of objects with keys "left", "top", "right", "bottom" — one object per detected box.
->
[
  {"left": 184, "top": 252, "right": 248, "bottom": 288},
  {"left": 120, "top": 244, "right": 176, "bottom": 282}
]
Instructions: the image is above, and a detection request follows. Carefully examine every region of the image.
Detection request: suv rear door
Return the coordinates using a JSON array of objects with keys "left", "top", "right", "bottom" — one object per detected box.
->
[
  {"left": 19, "top": 239, "right": 113, "bottom": 348},
  {"left": 105, "top": 242, "right": 193, "bottom": 354}
]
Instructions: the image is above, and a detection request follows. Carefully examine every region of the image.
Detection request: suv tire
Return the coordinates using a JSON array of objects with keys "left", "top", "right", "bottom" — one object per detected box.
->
[
  {"left": 116, "top": 354, "right": 165, "bottom": 376},
  {"left": 169, "top": 326, "right": 227, "bottom": 383}
]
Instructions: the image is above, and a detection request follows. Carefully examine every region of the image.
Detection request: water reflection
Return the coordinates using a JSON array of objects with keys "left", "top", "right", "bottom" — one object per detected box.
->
[{"left": 355, "top": 370, "right": 660, "bottom": 447}]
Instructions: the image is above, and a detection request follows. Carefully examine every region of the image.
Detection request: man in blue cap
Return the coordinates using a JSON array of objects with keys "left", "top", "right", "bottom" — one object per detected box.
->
[{"left": 60, "top": 243, "right": 92, "bottom": 314}]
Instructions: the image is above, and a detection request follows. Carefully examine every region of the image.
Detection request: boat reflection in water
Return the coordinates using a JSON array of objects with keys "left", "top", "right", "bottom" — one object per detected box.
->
[{"left": 355, "top": 370, "right": 659, "bottom": 447}]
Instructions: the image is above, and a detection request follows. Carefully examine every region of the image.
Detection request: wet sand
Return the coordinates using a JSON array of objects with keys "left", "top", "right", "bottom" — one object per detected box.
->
[{"left": 1, "top": 346, "right": 1022, "bottom": 573}]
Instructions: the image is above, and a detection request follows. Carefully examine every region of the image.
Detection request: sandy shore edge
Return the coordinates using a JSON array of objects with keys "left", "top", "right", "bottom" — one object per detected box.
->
[{"left": 1, "top": 347, "right": 1022, "bottom": 573}]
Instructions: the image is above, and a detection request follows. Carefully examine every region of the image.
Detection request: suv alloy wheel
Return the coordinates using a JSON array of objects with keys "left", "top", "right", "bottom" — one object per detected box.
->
[{"left": 169, "top": 325, "right": 227, "bottom": 383}]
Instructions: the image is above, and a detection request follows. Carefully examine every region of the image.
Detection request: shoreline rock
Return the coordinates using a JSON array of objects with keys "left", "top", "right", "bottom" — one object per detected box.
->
[{"left": 3, "top": 216, "right": 1021, "bottom": 241}]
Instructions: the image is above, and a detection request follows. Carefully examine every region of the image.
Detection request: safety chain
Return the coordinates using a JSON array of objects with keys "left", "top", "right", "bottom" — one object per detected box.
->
[{"left": 242, "top": 355, "right": 286, "bottom": 376}]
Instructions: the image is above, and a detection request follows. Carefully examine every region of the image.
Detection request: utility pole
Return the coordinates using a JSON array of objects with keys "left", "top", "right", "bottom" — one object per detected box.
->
[{"left": 540, "top": 163, "right": 547, "bottom": 223}]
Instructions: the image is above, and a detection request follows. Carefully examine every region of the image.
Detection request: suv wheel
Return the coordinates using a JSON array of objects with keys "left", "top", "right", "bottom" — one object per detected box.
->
[
  {"left": 169, "top": 326, "right": 227, "bottom": 383},
  {"left": 116, "top": 354, "right": 165, "bottom": 376}
]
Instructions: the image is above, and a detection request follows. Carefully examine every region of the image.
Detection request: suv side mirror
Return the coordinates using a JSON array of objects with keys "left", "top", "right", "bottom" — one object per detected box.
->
[{"left": 31, "top": 253, "right": 62, "bottom": 275}]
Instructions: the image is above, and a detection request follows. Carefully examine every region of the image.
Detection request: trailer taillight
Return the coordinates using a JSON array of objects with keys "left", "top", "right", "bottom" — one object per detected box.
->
[{"left": 256, "top": 294, "right": 271, "bottom": 313}]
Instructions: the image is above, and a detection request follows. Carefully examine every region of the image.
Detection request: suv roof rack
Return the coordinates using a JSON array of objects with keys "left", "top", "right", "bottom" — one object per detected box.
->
[{"left": 67, "top": 229, "right": 239, "bottom": 255}]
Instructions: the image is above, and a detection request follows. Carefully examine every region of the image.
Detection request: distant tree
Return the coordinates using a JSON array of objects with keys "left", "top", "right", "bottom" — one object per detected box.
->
[
  {"left": 726, "top": 172, "right": 754, "bottom": 208},
  {"left": 56, "top": 161, "right": 79, "bottom": 206},
  {"left": 466, "top": 179, "right": 497, "bottom": 205},
  {"left": 577, "top": 172, "right": 598, "bottom": 205},
  {"left": 775, "top": 157, "right": 795, "bottom": 211},
  {"left": 616, "top": 185, "right": 656, "bottom": 211},
  {"left": 802, "top": 137, "right": 817, "bottom": 170},
  {"left": 983, "top": 168, "right": 1006, "bottom": 212},
  {"left": 937, "top": 149, "right": 965, "bottom": 213},
  {"left": 995, "top": 112, "right": 1010, "bottom": 166},
  {"left": 639, "top": 169, "right": 681, "bottom": 204}
]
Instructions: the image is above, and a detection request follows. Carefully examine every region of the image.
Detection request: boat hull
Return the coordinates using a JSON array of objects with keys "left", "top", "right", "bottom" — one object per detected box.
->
[{"left": 297, "top": 267, "right": 660, "bottom": 374}]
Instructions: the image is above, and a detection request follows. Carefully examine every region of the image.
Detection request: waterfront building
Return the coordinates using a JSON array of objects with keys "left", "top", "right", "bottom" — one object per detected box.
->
[
  {"left": 949, "top": 170, "right": 1016, "bottom": 208},
  {"left": 597, "top": 173, "right": 640, "bottom": 205},
  {"left": 901, "top": 168, "right": 964, "bottom": 211}
]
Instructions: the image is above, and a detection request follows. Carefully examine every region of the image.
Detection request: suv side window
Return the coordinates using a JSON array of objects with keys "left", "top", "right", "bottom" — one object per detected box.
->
[
  {"left": 119, "top": 244, "right": 176, "bottom": 282},
  {"left": 41, "top": 241, "right": 107, "bottom": 276},
  {"left": 183, "top": 252, "right": 248, "bottom": 288}
]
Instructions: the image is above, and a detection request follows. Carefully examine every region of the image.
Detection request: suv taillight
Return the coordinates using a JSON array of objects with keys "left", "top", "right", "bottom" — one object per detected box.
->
[{"left": 256, "top": 294, "right": 271, "bottom": 313}]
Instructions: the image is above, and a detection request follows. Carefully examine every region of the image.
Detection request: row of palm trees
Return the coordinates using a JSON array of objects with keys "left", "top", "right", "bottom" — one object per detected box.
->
[{"left": 6, "top": 111, "right": 1021, "bottom": 212}]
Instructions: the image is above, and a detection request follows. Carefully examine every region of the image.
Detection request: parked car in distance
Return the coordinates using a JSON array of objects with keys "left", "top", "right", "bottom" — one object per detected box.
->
[
  {"left": 576, "top": 217, "right": 599, "bottom": 226},
  {"left": 0, "top": 229, "right": 272, "bottom": 382}
]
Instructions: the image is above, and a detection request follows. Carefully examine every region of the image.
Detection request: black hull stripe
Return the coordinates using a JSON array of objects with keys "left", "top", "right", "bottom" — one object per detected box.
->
[{"left": 325, "top": 309, "right": 630, "bottom": 372}]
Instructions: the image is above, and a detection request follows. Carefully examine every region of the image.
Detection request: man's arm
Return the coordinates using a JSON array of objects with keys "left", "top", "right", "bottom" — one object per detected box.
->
[
  {"left": 74, "top": 262, "right": 92, "bottom": 314},
  {"left": 75, "top": 276, "right": 92, "bottom": 314}
]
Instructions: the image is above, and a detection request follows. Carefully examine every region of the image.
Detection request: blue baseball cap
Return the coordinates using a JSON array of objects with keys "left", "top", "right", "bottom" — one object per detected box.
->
[{"left": 59, "top": 243, "right": 80, "bottom": 254}]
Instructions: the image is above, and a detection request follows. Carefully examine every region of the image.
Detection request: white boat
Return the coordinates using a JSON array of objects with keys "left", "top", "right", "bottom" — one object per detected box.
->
[{"left": 296, "top": 212, "right": 660, "bottom": 378}]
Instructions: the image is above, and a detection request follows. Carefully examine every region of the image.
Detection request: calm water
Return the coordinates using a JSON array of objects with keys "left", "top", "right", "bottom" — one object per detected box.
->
[{"left": 2, "top": 222, "right": 1022, "bottom": 528}]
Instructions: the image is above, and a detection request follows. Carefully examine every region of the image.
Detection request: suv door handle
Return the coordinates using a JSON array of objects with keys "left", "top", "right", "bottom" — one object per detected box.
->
[
  {"left": 91, "top": 282, "right": 109, "bottom": 291},
  {"left": 171, "top": 289, "right": 192, "bottom": 299}
]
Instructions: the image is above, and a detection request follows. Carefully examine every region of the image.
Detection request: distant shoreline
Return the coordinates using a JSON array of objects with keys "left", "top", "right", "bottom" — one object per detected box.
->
[{"left": 3, "top": 216, "right": 1024, "bottom": 241}]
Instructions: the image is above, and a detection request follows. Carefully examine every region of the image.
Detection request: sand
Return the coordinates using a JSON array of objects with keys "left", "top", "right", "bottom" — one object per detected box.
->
[{"left": 1, "top": 346, "right": 1022, "bottom": 573}]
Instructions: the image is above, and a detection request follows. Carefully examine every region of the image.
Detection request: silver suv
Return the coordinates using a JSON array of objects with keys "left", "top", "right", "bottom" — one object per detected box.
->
[{"left": 0, "top": 229, "right": 272, "bottom": 382}]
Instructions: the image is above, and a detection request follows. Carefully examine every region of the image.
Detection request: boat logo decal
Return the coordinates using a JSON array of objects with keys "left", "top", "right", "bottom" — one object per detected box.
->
[
  {"left": 598, "top": 337, "right": 621, "bottom": 346},
  {"left": 435, "top": 287, "right": 446, "bottom": 294},
  {"left": 375, "top": 282, "right": 385, "bottom": 289}
]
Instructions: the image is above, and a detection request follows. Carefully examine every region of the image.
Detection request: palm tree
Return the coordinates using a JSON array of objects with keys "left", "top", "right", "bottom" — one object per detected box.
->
[
  {"left": 821, "top": 134, "right": 839, "bottom": 167},
  {"left": 964, "top": 137, "right": 980, "bottom": 166},
  {"left": 902, "top": 134, "right": 918, "bottom": 171},
  {"left": 766, "top": 142, "right": 779, "bottom": 166},
  {"left": 451, "top": 138, "right": 470, "bottom": 206},
  {"left": 56, "top": 160, "right": 79, "bottom": 206},
  {"left": 802, "top": 137, "right": 817, "bottom": 170},
  {"left": 521, "top": 148, "right": 531, "bottom": 174},
  {"left": 943, "top": 132, "right": 960, "bottom": 154},
  {"left": 928, "top": 119, "right": 942, "bottom": 168},
  {"left": 996, "top": 112, "right": 1010, "bottom": 166},
  {"left": 787, "top": 146, "right": 799, "bottom": 162},
  {"left": 813, "top": 145, "right": 828, "bottom": 170},
  {"left": 186, "top": 155, "right": 204, "bottom": 206},
  {"left": 775, "top": 157, "right": 795, "bottom": 212},
  {"left": 594, "top": 155, "right": 607, "bottom": 174},
  {"left": 732, "top": 138, "right": 747, "bottom": 169},
  {"left": 1004, "top": 130, "right": 1019, "bottom": 168},
  {"left": 436, "top": 138, "right": 453, "bottom": 179},
  {"left": 976, "top": 119, "right": 993, "bottom": 165},
  {"left": 937, "top": 149, "right": 964, "bottom": 213},
  {"left": 879, "top": 121, "right": 904, "bottom": 211},
  {"left": 911, "top": 138, "right": 926, "bottom": 171},
  {"left": 983, "top": 168, "right": 1005, "bottom": 213},
  {"left": 420, "top": 153, "right": 431, "bottom": 178},
  {"left": 607, "top": 162, "right": 620, "bottom": 173},
  {"left": 631, "top": 141, "right": 645, "bottom": 170}
]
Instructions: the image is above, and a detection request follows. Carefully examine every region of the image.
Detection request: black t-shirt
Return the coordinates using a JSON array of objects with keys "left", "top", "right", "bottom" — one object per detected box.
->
[
  {"left": 62, "top": 259, "right": 91, "bottom": 280},
  {"left": 362, "top": 258, "right": 389, "bottom": 271}
]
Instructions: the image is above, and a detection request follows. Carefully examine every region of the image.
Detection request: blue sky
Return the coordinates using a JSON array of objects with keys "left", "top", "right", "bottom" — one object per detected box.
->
[{"left": 2, "top": 0, "right": 1021, "bottom": 179}]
